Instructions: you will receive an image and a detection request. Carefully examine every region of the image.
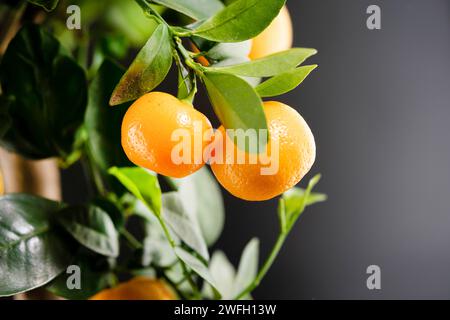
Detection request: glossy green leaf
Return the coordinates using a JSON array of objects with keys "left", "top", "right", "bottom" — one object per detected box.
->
[
  {"left": 108, "top": 167, "right": 162, "bottom": 216},
  {"left": 232, "top": 238, "right": 259, "bottom": 298},
  {"left": 207, "top": 41, "right": 252, "bottom": 61},
  {"left": 176, "top": 58, "right": 195, "bottom": 101},
  {"left": 174, "top": 247, "right": 219, "bottom": 295},
  {"left": 91, "top": 197, "right": 125, "bottom": 230},
  {"left": 0, "top": 24, "right": 87, "bottom": 159},
  {"left": 28, "top": 0, "right": 59, "bottom": 11},
  {"left": 202, "top": 71, "right": 267, "bottom": 151},
  {"left": 57, "top": 206, "right": 119, "bottom": 257},
  {"left": 162, "top": 192, "right": 209, "bottom": 261},
  {"left": 133, "top": 200, "right": 178, "bottom": 267},
  {"left": 151, "top": 0, "right": 223, "bottom": 20},
  {"left": 174, "top": 167, "right": 225, "bottom": 246},
  {"left": 281, "top": 174, "right": 325, "bottom": 231},
  {"left": 0, "top": 194, "right": 71, "bottom": 297},
  {"left": 210, "top": 48, "right": 317, "bottom": 77},
  {"left": 142, "top": 237, "right": 177, "bottom": 267},
  {"left": 256, "top": 65, "right": 318, "bottom": 97},
  {"left": 203, "top": 251, "right": 236, "bottom": 299},
  {"left": 106, "top": 0, "right": 159, "bottom": 47},
  {"left": 46, "top": 254, "right": 112, "bottom": 300},
  {"left": 85, "top": 60, "right": 132, "bottom": 194},
  {"left": 110, "top": 23, "right": 172, "bottom": 105},
  {"left": 193, "top": 0, "right": 286, "bottom": 42},
  {"left": 211, "top": 57, "right": 261, "bottom": 87}
]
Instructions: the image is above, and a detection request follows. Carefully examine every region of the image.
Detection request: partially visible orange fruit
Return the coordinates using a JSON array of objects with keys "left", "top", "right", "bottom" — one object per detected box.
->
[
  {"left": 90, "top": 277, "right": 176, "bottom": 300},
  {"left": 210, "top": 101, "right": 315, "bottom": 201},
  {"left": 249, "top": 6, "right": 293, "bottom": 60}
]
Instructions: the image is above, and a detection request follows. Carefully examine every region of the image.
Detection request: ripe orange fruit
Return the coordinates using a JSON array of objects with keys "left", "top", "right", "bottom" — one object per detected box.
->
[
  {"left": 90, "top": 277, "right": 176, "bottom": 300},
  {"left": 210, "top": 101, "right": 315, "bottom": 201},
  {"left": 121, "top": 92, "right": 213, "bottom": 178},
  {"left": 249, "top": 6, "right": 293, "bottom": 60}
]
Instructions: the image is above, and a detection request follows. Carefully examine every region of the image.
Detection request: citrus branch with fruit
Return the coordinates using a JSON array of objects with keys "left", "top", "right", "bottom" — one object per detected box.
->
[{"left": 0, "top": 0, "right": 326, "bottom": 300}]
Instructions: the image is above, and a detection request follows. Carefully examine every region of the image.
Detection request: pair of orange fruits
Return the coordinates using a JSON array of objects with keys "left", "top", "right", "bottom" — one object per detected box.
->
[
  {"left": 121, "top": 6, "right": 316, "bottom": 202},
  {"left": 91, "top": 6, "right": 311, "bottom": 302}
]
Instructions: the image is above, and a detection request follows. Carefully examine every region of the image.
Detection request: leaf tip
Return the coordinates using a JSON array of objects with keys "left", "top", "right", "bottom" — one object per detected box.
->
[{"left": 309, "top": 174, "right": 322, "bottom": 189}]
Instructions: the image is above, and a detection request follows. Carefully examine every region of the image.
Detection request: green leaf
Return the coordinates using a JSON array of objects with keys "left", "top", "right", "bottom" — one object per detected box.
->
[
  {"left": 151, "top": 0, "right": 223, "bottom": 20},
  {"left": 106, "top": 0, "right": 159, "bottom": 47},
  {"left": 176, "top": 58, "right": 195, "bottom": 100},
  {"left": 133, "top": 200, "right": 178, "bottom": 268},
  {"left": 233, "top": 238, "right": 259, "bottom": 299},
  {"left": 0, "top": 24, "right": 87, "bottom": 159},
  {"left": 57, "top": 205, "right": 119, "bottom": 257},
  {"left": 162, "top": 192, "right": 209, "bottom": 261},
  {"left": 28, "top": 0, "right": 59, "bottom": 11},
  {"left": 207, "top": 41, "right": 252, "bottom": 61},
  {"left": 174, "top": 247, "right": 219, "bottom": 295},
  {"left": 211, "top": 57, "right": 261, "bottom": 87},
  {"left": 210, "top": 48, "right": 317, "bottom": 77},
  {"left": 85, "top": 60, "right": 133, "bottom": 192},
  {"left": 256, "top": 65, "right": 318, "bottom": 97},
  {"left": 0, "top": 194, "right": 71, "bottom": 297},
  {"left": 46, "top": 254, "right": 112, "bottom": 300},
  {"left": 142, "top": 237, "right": 177, "bottom": 267},
  {"left": 281, "top": 174, "right": 325, "bottom": 231},
  {"left": 203, "top": 251, "right": 236, "bottom": 299},
  {"left": 110, "top": 23, "right": 172, "bottom": 105},
  {"left": 283, "top": 187, "right": 327, "bottom": 211},
  {"left": 193, "top": 0, "right": 286, "bottom": 42},
  {"left": 202, "top": 71, "right": 267, "bottom": 151},
  {"left": 91, "top": 197, "right": 125, "bottom": 229},
  {"left": 174, "top": 167, "right": 225, "bottom": 246},
  {"left": 108, "top": 167, "right": 162, "bottom": 216}
]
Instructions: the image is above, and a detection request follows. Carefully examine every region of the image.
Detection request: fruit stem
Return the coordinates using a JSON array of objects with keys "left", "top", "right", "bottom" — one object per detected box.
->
[
  {"left": 174, "top": 37, "right": 205, "bottom": 75},
  {"left": 234, "top": 232, "right": 288, "bottom": 300},
  {"left": 181, "top": 76, "right": 197, "bottom": 105}
]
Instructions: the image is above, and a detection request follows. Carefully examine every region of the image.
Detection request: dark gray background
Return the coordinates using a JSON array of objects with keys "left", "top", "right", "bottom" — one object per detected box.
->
[{"left": 63, "top": 0, "right": 450, "bottom": 299}]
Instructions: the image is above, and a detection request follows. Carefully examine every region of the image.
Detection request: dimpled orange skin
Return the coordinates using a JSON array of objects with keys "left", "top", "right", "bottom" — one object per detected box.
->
[
  {"left": 249, "top": 6, "right": 293, "bottom": 60},
  {"left": 121, "top": 92, "right": 212, "bottom": 178},
  {"left": 89, "top": 277, "right": 176, "bottom": 300},
  {"left": 210, "top": 101, "right": 316, "bottom": 201}
]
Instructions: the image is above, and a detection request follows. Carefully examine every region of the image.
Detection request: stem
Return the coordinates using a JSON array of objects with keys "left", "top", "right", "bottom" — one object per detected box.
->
[
  {"left": 160, "top": 271, "right": 188, "bottom": 300},
  {"left": 120, "top": 229, "right": 142, "bottom": 250},
  {"left": 134, "top": 0, "right": 167, "bottom": 27},
  {"left": 173, "top": 50, "right": 197, "bottom": 103},
  {"left": 234, "top": 233, "right": 288, "bottom": 300}
]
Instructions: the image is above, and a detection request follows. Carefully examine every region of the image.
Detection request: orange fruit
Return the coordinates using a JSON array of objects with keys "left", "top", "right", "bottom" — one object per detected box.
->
[
  {"left": 210, "top": 101, "right": 315, "bottom": 201},
  {"left": 90, "top": 277, "right": 176, "bottom": 300},
  {"left": 121, "top": 92, "right": 213, "bottom": 178},
  {"left": 249, "top": 6, "right": 293, "bottom": 60}
]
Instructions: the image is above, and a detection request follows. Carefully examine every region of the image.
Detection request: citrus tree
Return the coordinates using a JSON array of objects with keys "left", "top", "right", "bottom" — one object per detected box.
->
[{"left": 0, "top": 0, "right": 326, "bottom": 300}]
